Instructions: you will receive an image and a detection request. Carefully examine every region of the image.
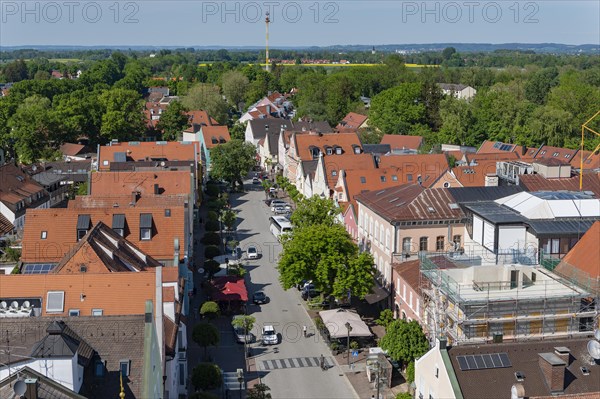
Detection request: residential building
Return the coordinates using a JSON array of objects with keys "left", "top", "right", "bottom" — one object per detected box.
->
[
  {"left": 59, "top": 143, "right": 94, "bottom": 161},
  {"left": 531, "top": 158, "right": 572, "bottom": 178},
  {"left": 462, "top": 191, "right": 600, "bottom": 263},
  {"left": 238, "top": 91, "right": 293, "bottom": 123},
  {"left": 526, "top": 144, "right": 579, "bottom": 162},
  {"left": 0, "top": 163, "right": 49, "bottom": 231},
  {"left": 196, "top": 125, "right": 231, "bottom": 179},
  {"left": 376, "top": 154, "right": 449, "bottom": 187},
  {"left": 0, "top": 366, "right": 87, "bottom": 398},
  {"left": 571, "top": 150, "right": 600, "bottom": 171},
  {"left": 356, "top": 185, "right": 464, "bottom": 290},
  {"left": 477, "top": 140, "right": 531, "bottom": 156},
  {"left": 416, "top": 338, "right": 600, "bottom": 399},
  {"left": 97, "top": 141, "right": 198, "bottom": 172},
  {"left": 380, "top": 134, "right": 424, "bottom": 153},
  {"left": 437, "top": 83, "right": 477, "bottom": 100},
  {"left": 519, "top": 173, "right": 600, "bottom": 197},
  {"left": 335, "top": 112, "right": 368, "bottom": 132},
  {"left": 392, "top": 260, "right": 422, "bottom": 321}
]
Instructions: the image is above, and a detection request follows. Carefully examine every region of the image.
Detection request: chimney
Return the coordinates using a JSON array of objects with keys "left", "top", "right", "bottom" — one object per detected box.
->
[
  {"left": 521, "top": 145, "right": 527, "bottom": 156},
  {"left": 154, "top": 184, "right": 160, "bottom": 195},
  {"left": 538, "top": 353, "right": 566, "bottom": 394},
  {"left": 25, "top": 378, "right": 39, "bottom": 399},
  {"left": 484, "top": 174, "right": 498, "bottom": 187},
  {"left": 554, "top": 347, "right": 571, "bottom": 366},
  {"left": 438, "top": 337, "right": 447, "bottom": 350}
]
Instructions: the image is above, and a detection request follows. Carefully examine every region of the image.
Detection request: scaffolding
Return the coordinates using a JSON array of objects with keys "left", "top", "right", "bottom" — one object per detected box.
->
[{"left": 419, "top": 252, "right": 599, "bottom": 346}]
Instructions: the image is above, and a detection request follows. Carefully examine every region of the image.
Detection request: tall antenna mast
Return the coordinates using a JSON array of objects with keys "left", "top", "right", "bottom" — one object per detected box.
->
[{"left": 265, "top": 11, "right": 270, "bottom": 72}]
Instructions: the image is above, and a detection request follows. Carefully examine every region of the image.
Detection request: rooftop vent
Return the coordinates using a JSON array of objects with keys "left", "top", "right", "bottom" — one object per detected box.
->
[{"left": 514, "top": 371, "right": 525, "bottom": 382}]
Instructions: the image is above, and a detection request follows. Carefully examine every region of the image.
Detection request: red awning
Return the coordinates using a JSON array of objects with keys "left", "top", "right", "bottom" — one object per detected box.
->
[{"left": 211, "top": 276, "right": 248, "bottom": 302}]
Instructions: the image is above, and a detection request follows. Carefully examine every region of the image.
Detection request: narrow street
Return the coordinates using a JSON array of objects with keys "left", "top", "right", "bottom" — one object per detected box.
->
[{"left": 188, "top": 180, "right": 358, "bottom": 398}]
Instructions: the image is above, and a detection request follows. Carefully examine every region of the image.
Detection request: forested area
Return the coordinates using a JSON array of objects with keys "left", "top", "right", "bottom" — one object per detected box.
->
[{"left": 1, "top": 48, "right": 599, "bottom": 164}]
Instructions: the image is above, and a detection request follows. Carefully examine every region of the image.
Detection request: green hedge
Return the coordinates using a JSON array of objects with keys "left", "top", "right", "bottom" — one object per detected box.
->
[
  {"left": 204, "top": 245, "right": 221, "bottom": 259},
  {"left": 201, "top": 232, "right": 221, "bottom": 246}
]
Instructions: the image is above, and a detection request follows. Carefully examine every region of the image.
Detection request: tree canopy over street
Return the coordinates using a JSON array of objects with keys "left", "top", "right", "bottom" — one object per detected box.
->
[
  {"left": 209, "top": 139, "right": 257, "bottom": 188},
  {"left": 379, "top": 319, "right": 430, "bottom": 366}
]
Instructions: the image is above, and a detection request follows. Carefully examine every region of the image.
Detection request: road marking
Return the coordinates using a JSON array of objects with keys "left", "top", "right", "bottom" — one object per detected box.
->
[{"left": 259, "top": 356, "right": 333, "bottom": 371}]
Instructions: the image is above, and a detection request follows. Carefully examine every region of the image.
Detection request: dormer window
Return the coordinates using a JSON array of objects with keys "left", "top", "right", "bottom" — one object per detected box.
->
[
  {"left": 552, "top": 152, "right": 559, "bottom": 157},
  {"left": 392, "top": 175, "right": 398, "bottom": 181},
  {"left": 564, "top": 154, "right": 570, "bottom": 158},
  {"left": 219, "top": 136, "right": 226, "bottom": 144},
  {"left": 310, "top": 147, "right": 321, "bottom": 159},
  {"left": 77, "top": 214, "right": 91, "bottom": 240},
  {"left": 360, "top": 177, "right": 366, "bottom": 184},
  {"left": 140, "top": 213, "right": 153, "bottom": 240},
  {"left": 112, "top": 214, "right": 125, "bottom": 237},
  {"left": 540, "top": 150, "right": 546, "bottom": 155},
  {"left": 353, "top": 145, "right": 361, "bottom": 154},
  {"left": 211, "top": 137, "right": 218, "bottom": 144},
  {"left": 380, "top": 176, "right": 386, "bottom": 182},
  {"left": 325, "top": 146, "right": 333, "bottom": 155},
  {"left": 335, "top": 146, "right": 342, "bottom": 155},
  {"left": 331, "top": 170, "right": 337, "bottom": 176}
]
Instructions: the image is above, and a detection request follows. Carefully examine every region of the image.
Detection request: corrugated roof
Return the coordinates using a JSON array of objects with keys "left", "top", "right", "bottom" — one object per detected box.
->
[
  {"left": 519, "top": 174, "right": 600, "bottom": 197},
  {"left": 447, "top": 186, "right": 524, "bottom": 204}
]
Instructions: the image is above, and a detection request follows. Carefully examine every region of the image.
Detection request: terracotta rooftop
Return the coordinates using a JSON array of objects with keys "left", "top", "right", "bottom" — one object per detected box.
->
[
  {"left": 0, "top": 268, "right": 177, "bottom": 316},
  {"left": 186, "top": 109, "right": 218, "bottom": 126},
  {"left": 380, "top": 134, "right": 424, "bottom": 151},
  {"left": 89, "top": 170, "right": 194, "bottom": 197},
  {"left": 0, "top": 163, "right": 47, "bottom": 210},
  {"left": 465, "top": 151, "right": 521, "bottom": 163},
  {"left": 321, "top": 153, "right": 376, "bottom": 188},
  {"left": 52, "top": 221, "right": 162, "bottom": 274},
  {"left": 356, "top": 185, "right": 464, "bottom": 223},
  {"left": 337, "top": 166, "right": 407, "bottom": 212},
  {"left": 570, "top": 150, "right": 600, "bottom": 170},
  {"left": 0, "top": 213, "right": 14, "bottom": 235},
  {"left": 531, "top": 145, "right": 579, "bottom": 161},
  {"left": 22, "top": 200, "right": 187, "bottom": 263},
  {"left": 518, "top": 174, "right": 600, "bottom": 198},
  {"left": 202, "top": 125, "right": 231, "bottom": 149},
  {"left": 451, "top": 160, "right": 500, "bottom": 187},
  {"left": 392, "top": 260, "right": 421, "bottom": 291},
  {"left": 478, "top": 140, "right": 522, "bottom": 155},
  {"left": 60, "top": 143, "right": 92, "bottom": 157},
  {"left": 335, "top": 112, "right": 368, "bottom": 131},
  {"left": 376, "top": 154, "right": 449, "bottom": 187},
  {"left": 533, "top": 157, "right": 571, "bottom": 166},
  {"left": 293, "top": 132, "right": 362, "bottom": 161},
  {"left": 558, "top": 221, "right": 600, "bottom": 282},
  {"left": 98, "top": 141, "right": 197, "bottom": 170},
  {"left": 448, "top": 338, "right": 600, "bottom": 399}
]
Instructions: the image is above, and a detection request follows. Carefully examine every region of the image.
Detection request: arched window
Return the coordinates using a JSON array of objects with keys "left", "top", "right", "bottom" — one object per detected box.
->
[
  {"left": 401, "top": 311, "right": 407, "bottom": 320},
  {"left": 379, "top": 225, "right": 384, "bottom": 246}
]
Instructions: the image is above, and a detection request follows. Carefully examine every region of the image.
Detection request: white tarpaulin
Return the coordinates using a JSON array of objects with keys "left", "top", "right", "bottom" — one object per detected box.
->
[{"left": 319, "top": 309, "right": 372, "bottom": 339}]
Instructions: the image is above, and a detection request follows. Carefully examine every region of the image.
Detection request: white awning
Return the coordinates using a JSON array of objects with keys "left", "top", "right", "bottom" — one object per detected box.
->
[{"left": 319, "top": 309, "right": 372, "bottom": 339}]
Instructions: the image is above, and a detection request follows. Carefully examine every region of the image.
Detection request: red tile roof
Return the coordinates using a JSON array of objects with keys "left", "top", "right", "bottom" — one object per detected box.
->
[
  {"left": 571, "top": 150, "right": 600, "bottom": 170},
  {"left": 465, "top": 151, "right": 520, "bottom": 163},
  {"left": 0, "top": 163, "right": 47, "bottom": 208},
  {"left": 380, "top": 134, "right": 424, "bottom": 151},
  {"left": 532, "top": 145, "right": 578, "bottom": 161},
  {"left": 376, "top": 154, "right": 449, "bottom": 187},
  {"left": 392, "top": 260, "right": 421, "bottom": 291},
  {"left": 356, "top": 185, "right": 464, "bottom": 223},
  {"left": 201, "top": 126, "right": 231, "bottom": 149},
  {"left": 322, "top": 153, "right": 376, "bottom": 188},
  {"left": 59, "top": 143, "right": 89, "bottom": 157},
  {"left": 98, "top": 142, "right": 197, "bottom": 170},
  {"left": 558, "top": 221, "right": 600, "bottom": 281},
  {"left": 518, "top": 174, "right": 600, "bottom": 197},
  {"left": 335, "top": 112, "right": 368, "bottom": 131},
  {"left": 0, "top": 213, "right": 13, "bottom": 235},
  {"left": 451, "top": 160, "right": 499, "bottom": 187},
  {"left": 186, "top": 110, "right": 218, "bottom": 126},
  {"left": 293, "top": 132, "right": 362, "bottom": 161},
  {"left": 89, "top": 170, "right": 194, "bottom": 197},
  {"left": 22, "top": 196, "right": 187, "bottom": 263}
]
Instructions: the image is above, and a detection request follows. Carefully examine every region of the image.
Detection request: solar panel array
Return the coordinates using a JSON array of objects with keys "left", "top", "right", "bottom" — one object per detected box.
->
[
  {"left": 456, "top": 353, "right": 511, "bottom": 371},
  {"left": 22, "top": 263, "right": 55, "bottom": 274}
]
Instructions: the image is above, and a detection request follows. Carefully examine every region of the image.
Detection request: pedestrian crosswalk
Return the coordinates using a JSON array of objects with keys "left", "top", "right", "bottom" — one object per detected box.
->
[{"left": 259, "top": 356, "right": 334, "bottom": 371}]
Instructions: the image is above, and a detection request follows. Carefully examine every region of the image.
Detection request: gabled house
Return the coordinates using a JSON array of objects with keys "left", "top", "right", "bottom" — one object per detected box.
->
[
  {"left": 308, "top": 153, "right": 377, "bottom": 199},
  {"left": 391, "top": 259, "right": 422, "bottom": 322},
  {"left": 434, "top": 160, "right": 501, "bottom": 188},
  {"left": 60, "top": 143, "right": 94, "bottom": 161},
  {"left": 335, "top": 112, "right": 368, "bottom": 132},
  {"left": 477, "top": 140, "right": 530, "bottom": 156},
  {"left": 437, "top": 83, "right": 477, "bottom": 100},
  {"left": 380, "top": 134, "right": 424, "bottom": 153},
  {"left": 526, "top": 144, "right": 579, "bottom": 162},
  {"left": 197, "top": 125, "right": 231, "bottom": 179},
  {"left": 238, "top": 91, "right": 292, "bottom": 123},
  {"left": 98, "top": 141, "right": 198, "bottom": 171},
  {"left": 571, "top": 150, "right": 600, "bottom": 171},
  {"left": 376, "top": 154, "right": 449, "bottom": 186},
  {"left": 0, "top": 163, "right": 49, "bottom": 231},
  {"left": 416, "top": 338, "right": 600, "bottom": 399},
  {"left": 356, "top": 185, "right": 465, "bottom": 290}
]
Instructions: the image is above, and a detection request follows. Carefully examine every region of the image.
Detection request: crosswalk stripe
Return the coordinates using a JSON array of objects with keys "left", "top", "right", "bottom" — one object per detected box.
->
[
  {"left": 296, "top": 357, "right": 304, "bottom": 367},
  {"left": 260, "top": 356, "right": 333, "bottom": 370}
]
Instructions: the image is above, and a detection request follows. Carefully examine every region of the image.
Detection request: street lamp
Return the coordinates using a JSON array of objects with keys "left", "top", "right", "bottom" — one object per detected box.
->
[
  {"left": 236, "top": 368, "right": 244, "bottom": 399},
  {"left": 345, "top": 321, "right": 352, "bottom": 366}
]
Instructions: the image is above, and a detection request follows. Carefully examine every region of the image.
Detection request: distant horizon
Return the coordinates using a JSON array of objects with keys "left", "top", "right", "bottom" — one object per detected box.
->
[{"left": 1, "top": 1, "right": 598, "bottom": 47}]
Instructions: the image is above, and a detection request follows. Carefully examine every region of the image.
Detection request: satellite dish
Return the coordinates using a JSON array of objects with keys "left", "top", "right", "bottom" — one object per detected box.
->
[
  {"left": 587, "top": 340, "right": 600, "bottom": 360},
  {"left": 13, "top": 380, "right": 27, "bottom": 396},
  {"left": 511, "top": 383, "right": 525, "bottom": 399},
  {"left": 160, "top": 161, "right": 166, "bottom": 167},
  {"left": 594, "top": 329, "right": 600, "bottom": 341}
]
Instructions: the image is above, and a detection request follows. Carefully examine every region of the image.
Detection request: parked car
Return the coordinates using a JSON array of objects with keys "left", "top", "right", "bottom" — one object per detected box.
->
[
  {"left": 262, "top": 325, "right": 278, "bottom": 345},
  {"left": 252, "top": 177, "right": 260, "bottom": 184},
  {"left": 247, "top": 246, "right": 259, "bottom": 259},
  {"left": 272, "top": 206, "right": 288, "bottom": 214},
  {"left": 271, "top": 202, "right": 288, "bottom": 211},
  {"left": 253, "top": 291, "right": 268, "bottom": 304},
  {"left": 269, "top": 187, "right": 277, "bottom": 194},
  {"left": 232, "top": 315, "right": 254, "bottom": 344},
  {"left": 269, "top": 199, "right": 285, "bottom": 207}
]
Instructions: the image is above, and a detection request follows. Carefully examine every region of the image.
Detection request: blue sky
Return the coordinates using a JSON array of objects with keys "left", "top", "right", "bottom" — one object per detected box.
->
[{"left": 0, "top": 1, "right": 598, "bottom": 46}]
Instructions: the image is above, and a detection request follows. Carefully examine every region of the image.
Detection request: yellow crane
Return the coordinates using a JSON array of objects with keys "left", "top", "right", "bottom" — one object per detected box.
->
[{"left": 580, "top": 110, "right": 600, "bottom": 190}]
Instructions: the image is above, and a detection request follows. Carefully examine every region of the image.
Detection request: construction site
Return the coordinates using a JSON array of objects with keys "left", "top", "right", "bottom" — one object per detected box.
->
[{"left": 419, "top": 251, "right": 599, "bottom": 346}]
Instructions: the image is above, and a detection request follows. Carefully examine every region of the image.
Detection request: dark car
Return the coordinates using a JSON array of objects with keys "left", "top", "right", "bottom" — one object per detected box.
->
[
  {"left": 301, "top": 288, "right": 321, "bottom": 300},
  {"left": 253, "top": 291, "right": 268, "bottom": 304}
]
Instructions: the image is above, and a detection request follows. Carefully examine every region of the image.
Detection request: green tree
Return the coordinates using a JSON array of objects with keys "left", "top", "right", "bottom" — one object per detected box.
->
[
  {"left": 3, "top": 59, "right": 29, "bottom": 82},
  {"left": 99, "top": 88, "right": 145, "bottom": 141},
  {"left": 289, "top": 196, "right": 340, "bottom": 229},
  {"left": 438, "top": 95, "right": 474, "bottom": 145},
  {"left": 209, "top": 140, "right": 257, "bottom": 188},
  {"left": 524, "top": 67, "right": 559, "bottom": 105},
  {"left": 247, "top": 383, "right": 272, "bottom": 399},
  {"left": 379, "top": 320, "right": 429, "bottom": 366},
  {"left": 191, "top": 363, "right": 222, "bottom": 391},
  {"left": 51, "top": 89, "right": 104, "bottom": 145},
  {"left": 369, "top": 83, "right": 427, "bottom": 134},
  {"left": 442, "top": 47, "right": 457, "bottom": 61},
  {"left": 222, "top": 70, "right": 249, "bottom": 111},
  {"left": 220, "top": 209, "right": 237, "bottom": 231},
  {"left": 8, "top": 95, "right": 54, "bottom": 163},
  {"left": 182, "top": 83, "right": 229, "bottom": 125},
  {"left": 405, "top": 361, "right": 415, "bottom": 383},
  {"left": 526, "top": 105, "right": 573, "bottom": 147},
  {"left": 157, "top": 100, "right": 189, "bottom": 140},
  {"left": 375, "top": 309, "right": 395, "bottom": 330},
  {"left": 33, "top": 70, "right": 51, "bottom": 80},
  {"left": 203, "top": 259, "right": 221, "bottom": 278},
  {"left": 192, "top": 323, "right": 220, "bottom": 359},
  {"left": 199, "top": 301, "right": 220, "bottom": 319},
  {"left": 229, "top": 122, "right": 246, "bottom": 141},
  {"left": 278, "top": 224, "right": 374, "bottom": 299},
  {"left": 231, "top": 315, "right": 256, "bottom": 344}
]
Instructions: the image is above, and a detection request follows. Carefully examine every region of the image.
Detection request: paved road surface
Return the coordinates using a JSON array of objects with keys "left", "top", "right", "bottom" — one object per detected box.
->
[{"left": 233, "top": 182, "right": 358, "bottom": 399}]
